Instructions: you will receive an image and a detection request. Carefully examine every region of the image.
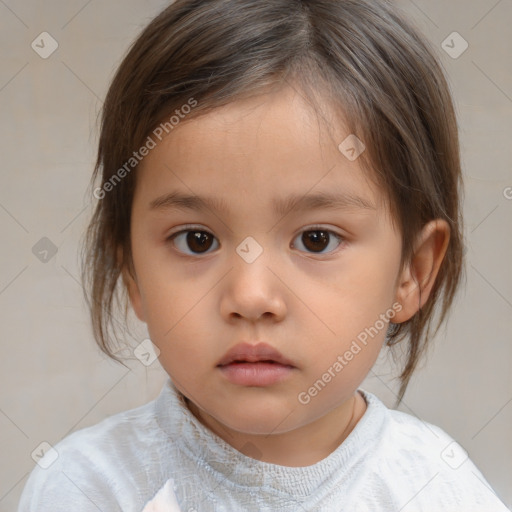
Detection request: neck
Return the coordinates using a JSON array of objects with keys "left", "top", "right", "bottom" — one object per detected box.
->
[{"left": 185, "top": 392, "right": 367, "bottom": 467}]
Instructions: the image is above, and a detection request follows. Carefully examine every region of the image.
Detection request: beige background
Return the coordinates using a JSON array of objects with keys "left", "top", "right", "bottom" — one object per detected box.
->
[{"left": 1, "top": 0, "right": 511, "bottom": 510}]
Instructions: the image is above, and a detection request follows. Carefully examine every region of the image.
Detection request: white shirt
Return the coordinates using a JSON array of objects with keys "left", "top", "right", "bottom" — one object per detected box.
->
[{"left": 18, "top": 377, "right": 510, "bottom": 511}]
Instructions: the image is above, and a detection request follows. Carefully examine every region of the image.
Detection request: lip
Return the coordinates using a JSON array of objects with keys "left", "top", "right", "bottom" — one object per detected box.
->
[
  {"left": 218, "top": 362, "right": 294, "bottom": 386},
  {"left": 217, "top": 342, "right": 296, "bottom": 387},
  {"left": 216, "top": 342, "right": 295, "bottom": 367}
]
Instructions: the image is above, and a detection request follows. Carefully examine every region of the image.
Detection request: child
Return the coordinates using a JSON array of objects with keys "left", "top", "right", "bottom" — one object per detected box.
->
[{"left": 18, "top": 0, "right": 510, "bottom": 510}]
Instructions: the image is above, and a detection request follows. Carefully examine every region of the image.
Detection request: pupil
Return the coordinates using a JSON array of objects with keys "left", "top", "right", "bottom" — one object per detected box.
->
[
  {"left": 184, "top": 231, "right": 330, "bottom": 254},
  {"left": 187, "top": 231, "right": 212, "bottom": 253},
  {"left": 303, "top": 231, "right": 329, "bottom": 252}
]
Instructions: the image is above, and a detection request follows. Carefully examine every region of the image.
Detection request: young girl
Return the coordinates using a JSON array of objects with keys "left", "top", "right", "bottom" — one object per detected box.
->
[{"left": 18, "top": 0, "right": 510, "bottom": 511}]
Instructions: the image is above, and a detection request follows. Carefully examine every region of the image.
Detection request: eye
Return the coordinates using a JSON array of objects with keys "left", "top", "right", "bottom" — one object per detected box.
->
[
  {"left": 291, "top": 227, "right": 344, "bottom": 254},
  {"left": 167, "top": 226, "right": 219, "bottom": 255}
]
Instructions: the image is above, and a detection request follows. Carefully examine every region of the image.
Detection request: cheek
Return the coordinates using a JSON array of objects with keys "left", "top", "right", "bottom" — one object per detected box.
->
[
  {"left": 136, "top": 273, "right": 217, "bottom": 373},
  {"left": 293, "top": 249, "right": 399, "bottom": 384},
  {"left": 298, "top": 250, "right": 399, "bottom": 335},
  {"left": 129, "top": 235, "right": 219, "bottom": 373},
  {"left": 145, "top": 307, "right": 207, "bottom": 389},
  {"left": 130, "top": 237, "right": 188, "bottom": 330}
]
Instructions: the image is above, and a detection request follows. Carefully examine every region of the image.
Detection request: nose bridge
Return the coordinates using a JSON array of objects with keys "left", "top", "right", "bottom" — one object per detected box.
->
[
  {"left": 220, "top": 234, "right": 286, "bottom": 321},
  {"left": 232, "top": 234, "right": 274, "bottom": 293},
  {"left": 235, "top": 234, "right": 267, "bottom": 266}
]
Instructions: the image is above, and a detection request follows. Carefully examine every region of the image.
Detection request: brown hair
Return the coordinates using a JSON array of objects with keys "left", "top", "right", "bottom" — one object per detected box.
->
[{"left": 82, "top": 0, "right": 464, "bottom": 405}]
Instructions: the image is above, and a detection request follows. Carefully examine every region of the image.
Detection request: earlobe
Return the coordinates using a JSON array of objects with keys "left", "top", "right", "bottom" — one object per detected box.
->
[
  {"left": 122, "top": 265, "right": 146, "bottom": 323},
  {"left": 117, "top": 245, "right": 146, "bottom": 323},
  {"left": 124, "top": 269, "right": 146, "bottom": 322},
  {"left": 393, "top": 220, "right": 450, "bottom": 323}
]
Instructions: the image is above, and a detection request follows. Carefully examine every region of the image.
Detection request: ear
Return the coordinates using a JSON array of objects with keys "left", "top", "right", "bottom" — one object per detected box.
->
[
  {"left": 123, "top": 268, "right": 146, "bottom": 322},
  {"left": 392, "top": 219, "right": 450, "bottom": 323},
  {"left": 119, "top": 247, "right": 146, "bottom": 323}
]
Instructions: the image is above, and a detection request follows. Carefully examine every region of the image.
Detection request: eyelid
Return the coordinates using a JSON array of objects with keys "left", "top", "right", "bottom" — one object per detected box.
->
[
  {"left": 166, "top": 224, "right": 345, "bottom": 238},
  {"left": 295, "top": 224, "right": 345, "bottom": 237},
  {"left": 167, "top": 224, "right": 213, "bottom": 237},
  {"left": 166, "top": 224, "right": 219, "bottom": 257},
  {"left": 166, "top": 224, "right": 346, "bottom": 256},
  {"left": 291, "top": 224, "right": 345, "bottom": 254}
]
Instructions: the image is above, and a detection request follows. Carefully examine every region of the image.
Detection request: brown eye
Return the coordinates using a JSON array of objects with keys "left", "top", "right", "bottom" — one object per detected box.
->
[
  {"left": 292, "top": 229, "right": 343, "bottom": 254},
  {"left": 169, "top": 229, "right": 219, "bottom": 255}
]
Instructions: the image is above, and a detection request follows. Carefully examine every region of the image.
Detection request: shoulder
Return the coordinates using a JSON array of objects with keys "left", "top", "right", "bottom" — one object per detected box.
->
[
  {"left": 358, "top": 389, "right": 510, "bottom": 511},
  {"left": 18, "top": 396, "right": 163, "bottom": 512}
]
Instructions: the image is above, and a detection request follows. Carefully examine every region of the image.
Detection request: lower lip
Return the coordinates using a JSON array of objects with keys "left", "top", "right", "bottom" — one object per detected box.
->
[{"left": 218, "top": 362, "right": 295, "bottom": 386}]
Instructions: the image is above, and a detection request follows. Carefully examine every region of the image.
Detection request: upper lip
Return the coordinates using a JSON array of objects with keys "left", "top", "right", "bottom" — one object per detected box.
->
[{"left": 217, "top": 342, "right": 295, "bottom": 367}]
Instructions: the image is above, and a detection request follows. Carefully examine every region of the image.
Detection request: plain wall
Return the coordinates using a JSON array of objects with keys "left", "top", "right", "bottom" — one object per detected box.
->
[{"left": 1, "top": 0, "right": 510, "bottom": 510}]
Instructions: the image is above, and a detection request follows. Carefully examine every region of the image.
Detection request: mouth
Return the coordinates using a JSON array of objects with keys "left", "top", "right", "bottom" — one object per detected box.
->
[
  {"left": 216, "top": 342, "right": 295, "bottom": 367},
  {"left": 218, "top": 358, "right": 294, "bottom": 368},
  {"left": 217, "top": 361, "right": 295, "bottom": 386},
  {"left": 216, "top": 342, "right": 296, "bottom": 386},
  {"left": 226, "top": 360, "right": 289, "bottom": 365}
]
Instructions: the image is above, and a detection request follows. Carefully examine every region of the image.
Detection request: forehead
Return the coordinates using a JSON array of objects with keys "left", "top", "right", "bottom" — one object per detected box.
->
[{"left": 135, "top": 85, "right": 383, "bottom": 213}]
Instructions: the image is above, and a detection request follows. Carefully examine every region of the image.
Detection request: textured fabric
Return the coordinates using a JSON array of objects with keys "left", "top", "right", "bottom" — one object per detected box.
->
[
  {"left": 18, "top": 377, "right": 510, "bottom": 511},
  {"left": 141, "top": 479, "right": 181, "bottom": 512}
]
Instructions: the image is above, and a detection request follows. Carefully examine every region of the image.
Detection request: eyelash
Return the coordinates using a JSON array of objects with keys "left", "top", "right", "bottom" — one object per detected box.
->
[{"left": 166, "top": 224, "right": 345, "bottom": 257}]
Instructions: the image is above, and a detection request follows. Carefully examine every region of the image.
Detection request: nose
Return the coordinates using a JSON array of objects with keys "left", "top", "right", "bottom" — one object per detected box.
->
[{"left": 219, "top": 246, "right": 287, "bottom": 324}]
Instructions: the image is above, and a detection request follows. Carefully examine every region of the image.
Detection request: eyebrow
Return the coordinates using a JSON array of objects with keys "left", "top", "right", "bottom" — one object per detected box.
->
[{"left": 149, "top": 190, "right": 376, "bottom": 216}]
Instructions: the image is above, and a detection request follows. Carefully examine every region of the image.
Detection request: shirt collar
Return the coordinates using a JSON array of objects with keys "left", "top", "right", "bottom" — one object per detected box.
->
[{"left": 154, "top": 377, "right": 388, "bottom": 498}]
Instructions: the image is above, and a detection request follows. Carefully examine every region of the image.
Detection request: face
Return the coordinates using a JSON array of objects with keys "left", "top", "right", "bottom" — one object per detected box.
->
[{"left": 126, "top": 85, "right": 411, "bottom": 441}]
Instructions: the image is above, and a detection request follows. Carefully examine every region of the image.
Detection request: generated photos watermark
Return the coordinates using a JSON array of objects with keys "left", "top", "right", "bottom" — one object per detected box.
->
[
  {"left": 94, "top": 98, "right": 198, "bottom": 200},
  {"left": 297, "top": 301, "right": 403, "bottom": 405}
]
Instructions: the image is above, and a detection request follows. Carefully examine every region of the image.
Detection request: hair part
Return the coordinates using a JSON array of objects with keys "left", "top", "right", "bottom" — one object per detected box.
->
[{"left": 82, "top": 0, "right": 465, "bottom": 405}]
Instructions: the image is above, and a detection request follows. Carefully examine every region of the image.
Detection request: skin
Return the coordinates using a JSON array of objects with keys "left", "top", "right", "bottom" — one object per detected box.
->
[{"left": 125, "top": 84, "right": 449, "bottom": 467}]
